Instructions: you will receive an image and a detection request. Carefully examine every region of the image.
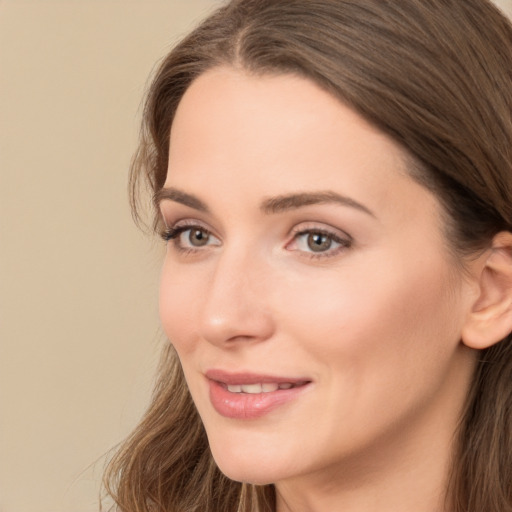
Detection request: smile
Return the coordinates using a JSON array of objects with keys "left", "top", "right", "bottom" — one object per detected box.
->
[
  {"left": 225, "top": 382, "right": 305, "bottom": 393},
  {"left": 205, "top": 370, "right": 311, "bottom": 419}
]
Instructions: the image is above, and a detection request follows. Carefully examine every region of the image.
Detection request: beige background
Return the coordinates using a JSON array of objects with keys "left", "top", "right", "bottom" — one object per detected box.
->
[{"left": 1, "top": 1, "right": 511, "bottom": 511}]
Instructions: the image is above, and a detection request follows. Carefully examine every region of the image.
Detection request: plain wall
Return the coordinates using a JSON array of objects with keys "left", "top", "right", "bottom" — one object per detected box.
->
[{"left": 1, "top": 1, "right": 511, "bottom": 511}]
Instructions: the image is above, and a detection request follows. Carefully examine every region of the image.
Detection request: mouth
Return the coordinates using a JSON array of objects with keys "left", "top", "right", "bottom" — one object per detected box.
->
[
  {"left": 222, "top": 381, "right": 308, "bottom": 393},
  {"left": 205, "top": 370, "right": 312, "bottom": 419}
]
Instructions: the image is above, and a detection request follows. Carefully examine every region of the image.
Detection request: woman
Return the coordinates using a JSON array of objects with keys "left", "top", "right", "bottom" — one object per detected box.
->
[{"left": 103, "top": 1, "right": 512, "bottom": 511}]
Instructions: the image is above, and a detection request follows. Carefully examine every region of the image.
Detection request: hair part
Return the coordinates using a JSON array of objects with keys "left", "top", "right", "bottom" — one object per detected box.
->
[{"left": 106, "top": 1, "right": 512, "bottom": 511}]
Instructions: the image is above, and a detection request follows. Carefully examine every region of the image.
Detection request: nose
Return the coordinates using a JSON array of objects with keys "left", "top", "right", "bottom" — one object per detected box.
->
[{"left": 198, "top": 249, "right": 275, "bottom": 347}]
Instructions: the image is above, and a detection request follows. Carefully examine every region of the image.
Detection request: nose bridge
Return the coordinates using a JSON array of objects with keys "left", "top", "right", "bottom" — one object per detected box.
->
[{"left": 199, "top": 243, "right": 274, "bottom": 345}]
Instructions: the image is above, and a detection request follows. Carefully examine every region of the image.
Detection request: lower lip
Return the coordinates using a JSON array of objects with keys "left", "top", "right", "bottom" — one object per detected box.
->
[{"left": 208, "top": 380, "right": 310, "bottom": 419}]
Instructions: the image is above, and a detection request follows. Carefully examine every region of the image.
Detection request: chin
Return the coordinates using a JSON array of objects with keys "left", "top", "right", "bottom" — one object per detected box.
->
[
  {"left": 208, "top": 441, "right": 289, "bottom": 485},
  {"left": 214, "top": 462, "right": 277, "bottom": 486}
]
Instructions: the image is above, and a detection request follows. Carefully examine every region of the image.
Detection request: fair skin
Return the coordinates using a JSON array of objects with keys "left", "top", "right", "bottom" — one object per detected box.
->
[{"left": 158, "top": 67, "right": 486, "bottom": 512}]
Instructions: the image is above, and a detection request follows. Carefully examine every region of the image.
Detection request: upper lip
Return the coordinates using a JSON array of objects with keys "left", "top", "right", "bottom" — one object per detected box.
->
[{"left": 205, "top": 369, "right": 311, "bottom": 385}]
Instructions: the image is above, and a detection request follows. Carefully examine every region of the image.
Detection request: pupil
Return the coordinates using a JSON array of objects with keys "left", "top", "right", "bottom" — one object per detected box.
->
[
  {"left": 308, "top": 233, "right": 331, "bottom": 252},
  {"left": 190, "top": 229, "right": 208, "bottom": 246}
]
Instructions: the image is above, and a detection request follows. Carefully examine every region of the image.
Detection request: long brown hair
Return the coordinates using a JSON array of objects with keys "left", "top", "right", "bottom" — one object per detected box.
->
[{"left": 103, "top": 1, "right": 512, "bottom": 511}]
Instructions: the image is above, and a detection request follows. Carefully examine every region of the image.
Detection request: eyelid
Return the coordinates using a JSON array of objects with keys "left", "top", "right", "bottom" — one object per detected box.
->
[
  {"left": 160, "top": 218, "right": 212, "bottom": 237},
  {"left": 289, "top": 222, "right": 352, "bottom": 242},
  {"left": 158, "top": 203, "right": 213, "bottom": 231}
]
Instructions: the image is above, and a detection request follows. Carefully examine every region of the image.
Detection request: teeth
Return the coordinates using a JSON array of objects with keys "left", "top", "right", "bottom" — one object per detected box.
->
[
  {"left": 225, "top": 382, "right": 296, "bottom": 393},
  {"left": 241, "top": 383, "right": 263, "bottom": 394}
]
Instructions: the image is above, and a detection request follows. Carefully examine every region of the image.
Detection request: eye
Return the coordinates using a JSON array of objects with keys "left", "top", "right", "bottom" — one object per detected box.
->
[
  {"left": 287, "top": 227, "right": 351, "bottom": 257},
  {"left": 302, "top": 232, "right": 335, "bottom": 252},
  {"left": 162, "top": 224, "right": 221, "bottom": 251},
  {"left": 180, "top": 227, "right": 211, "bottom": 247}
]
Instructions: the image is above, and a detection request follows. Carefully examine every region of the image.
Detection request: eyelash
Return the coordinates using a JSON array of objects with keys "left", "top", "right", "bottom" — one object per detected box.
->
[{"left": 160, "top": 222, "right": 352, "bottom": 259}]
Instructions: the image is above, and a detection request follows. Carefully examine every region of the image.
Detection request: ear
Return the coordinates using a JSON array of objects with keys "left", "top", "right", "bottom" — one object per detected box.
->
[{"left": 462, "top": 231, "right": 512, "bottom": 349}]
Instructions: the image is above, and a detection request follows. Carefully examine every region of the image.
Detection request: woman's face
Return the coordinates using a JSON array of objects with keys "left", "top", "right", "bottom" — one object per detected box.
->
[{"left": 158, "top": 68, "right": 478, "bottom": 487}]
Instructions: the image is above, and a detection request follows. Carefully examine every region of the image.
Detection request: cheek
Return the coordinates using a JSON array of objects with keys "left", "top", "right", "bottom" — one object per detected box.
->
[
  {"left": 159, "top": 262, "right": 200, "bottom": 356},
  {"left": 264, "top": 254, "right": 466, "bottom": 448},
  {"left": 273, "top": 252, "right": 462, "bottom": 382}
]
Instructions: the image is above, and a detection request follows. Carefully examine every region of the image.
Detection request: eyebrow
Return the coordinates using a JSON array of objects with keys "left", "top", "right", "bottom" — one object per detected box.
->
[
  {"left": 261, "top": 191, "right": 375, "bottom": 217},
  {"left": 155, "top": 187, "right": 374, "bottom": 217},
  {"left": 154, "top": 187, "right": 210, "bottom": 213}
]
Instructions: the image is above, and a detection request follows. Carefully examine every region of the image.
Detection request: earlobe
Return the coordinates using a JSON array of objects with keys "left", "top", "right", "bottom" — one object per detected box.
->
[{"left": 462, "top": 232, "right": 512, "bottom": 350}]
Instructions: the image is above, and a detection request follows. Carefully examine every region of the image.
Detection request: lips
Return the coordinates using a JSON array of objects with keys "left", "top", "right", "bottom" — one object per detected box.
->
[{"left": 205, "top": 370, "right": 311, "bottom": 419}]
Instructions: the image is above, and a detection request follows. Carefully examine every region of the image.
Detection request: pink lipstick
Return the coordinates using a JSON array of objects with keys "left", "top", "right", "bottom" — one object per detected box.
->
[{"left": 206, "top": 370, "right": 311, "bottom": 419}]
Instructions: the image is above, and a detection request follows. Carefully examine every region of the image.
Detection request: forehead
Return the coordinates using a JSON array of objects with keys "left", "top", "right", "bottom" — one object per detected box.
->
[
  {"left": 170, "top": 68, "right": 406, "bottom": 178},
  {"left": 166, "top": 67, "right": 440, "bottom": 228}
]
